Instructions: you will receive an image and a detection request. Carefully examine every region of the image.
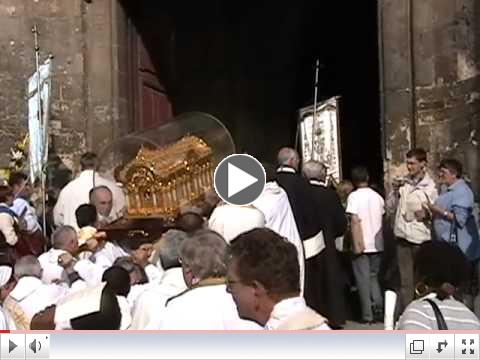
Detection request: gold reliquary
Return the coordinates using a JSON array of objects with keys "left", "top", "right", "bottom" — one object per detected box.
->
[{"left": 118, "top": 135, "right": 214, "bottom": 219}]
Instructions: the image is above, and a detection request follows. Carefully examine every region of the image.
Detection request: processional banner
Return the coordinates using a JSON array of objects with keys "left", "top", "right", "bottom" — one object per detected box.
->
[
  {"left": 298, "top": 96, "right": 342, "bottom": 184},
  {"left": 27, "top": 58, "right": 52, "bottom": 183}
]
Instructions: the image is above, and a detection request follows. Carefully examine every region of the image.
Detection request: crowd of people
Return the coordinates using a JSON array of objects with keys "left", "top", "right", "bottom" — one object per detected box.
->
[{"left": 0, "top": 147, "right": 478, "bottom": 330}]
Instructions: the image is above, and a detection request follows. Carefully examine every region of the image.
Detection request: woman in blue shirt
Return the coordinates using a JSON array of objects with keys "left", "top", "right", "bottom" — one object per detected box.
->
[{"left": 424, "top": 158, "right": 480, "bottom": 261}]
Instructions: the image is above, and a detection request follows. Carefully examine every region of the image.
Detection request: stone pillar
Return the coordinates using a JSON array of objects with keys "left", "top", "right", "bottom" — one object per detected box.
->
[
  {"left": 0, "top": 0, "right": 128, "bottom": 173},
  {"left": 380, "top": 0, "right": 480, "bottom": 195}
]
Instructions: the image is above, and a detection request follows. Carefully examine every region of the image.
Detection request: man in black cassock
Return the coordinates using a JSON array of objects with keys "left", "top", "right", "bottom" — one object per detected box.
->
[
  {"left": 276, "top": 148, "right": 346, "bottom": 327},
  {"left": 302, "top": 160, "right": 348, "bottom": 328},
  {"left": 275, "top": 148, "right": 311, "bottom": 238}
]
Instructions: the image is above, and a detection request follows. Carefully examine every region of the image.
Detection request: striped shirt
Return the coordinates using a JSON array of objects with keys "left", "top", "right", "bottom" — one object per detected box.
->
[{"left": 396, "top": 293, "right": 480, "bottom": 330}]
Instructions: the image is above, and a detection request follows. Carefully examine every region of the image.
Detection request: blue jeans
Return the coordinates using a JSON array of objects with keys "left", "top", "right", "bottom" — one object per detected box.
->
[{"left": 352, "top": 252, "right": 383, "bottom": 321}]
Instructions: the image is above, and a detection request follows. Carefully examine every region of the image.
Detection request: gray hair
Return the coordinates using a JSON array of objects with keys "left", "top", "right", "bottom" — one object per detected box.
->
[
  {"left": 14, "top": 255, "right": 43, "bottom": 279},
  {"left": 89, "top": 185, "right": 112, "bottom": 201},
  {"left": 52, "top": 225, "right": 77, "bottom": 250},
  {"left": 277, "top": 147, "right": 299, "bottom": 167},
  {"left": 302, "top": 160, "right": 327, "bottom": 181},
  {"left": 113, "top": 256, "right": 148, "bottom": 284},
  {"left": 179, "top": 230, "right": 228, "bottom": 280},
  {"left": 158, "top": 230, "right": 188, "bottom": 269}
]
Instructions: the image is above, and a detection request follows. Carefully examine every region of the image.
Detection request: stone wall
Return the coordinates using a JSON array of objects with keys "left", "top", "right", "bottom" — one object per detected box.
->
[
  {"left": 0, "top": 0, "right": 127, "bottom": 173},
  {"left": 3, "top": 0, "right": 479, "bottom": 191},
  {"left": 380, "top": 0, "right": 480, "bottom": 195}
]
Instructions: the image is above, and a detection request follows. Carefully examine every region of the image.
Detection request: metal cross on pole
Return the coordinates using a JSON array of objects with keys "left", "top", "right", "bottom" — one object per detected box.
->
[{"left": 311, "top": 59, "right": 320, "bottom": 159}]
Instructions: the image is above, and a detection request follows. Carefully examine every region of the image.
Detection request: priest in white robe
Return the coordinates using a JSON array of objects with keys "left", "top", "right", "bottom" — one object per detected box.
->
[
  {"left": 118, "top": 234, "right": 163, "bottom": 284},
  {"left": 5, "top": 256, "right": 68, "bottom": 329},
  {"left": 75, "top": 205, "right": 128, "bottom": 273},
  {"left": 30, "top": 283, "right": 121, "bottom": 330},
  {"left": 252, "top": 164, "right": 304, "bottom": 292},
  {"left": 208, "top": 203, "right": 265, "bottom": 243},
  {"left": 39, "top": 226, "right": 106, "bottom": 289},
  {"left": 130, "top": 230, "right": 188, "bottom": 329},
  {"left": 53, "top": 152, "right": 126, "bottom": 229},
  {"left": 113, "top": 257, "right": 153, "bottom": 308},
  {"left": 160, "top": 230, "right": 260, "bottom": 330},
  {"left": 227, "top": 228, "right": 330, "bottom": 330}
]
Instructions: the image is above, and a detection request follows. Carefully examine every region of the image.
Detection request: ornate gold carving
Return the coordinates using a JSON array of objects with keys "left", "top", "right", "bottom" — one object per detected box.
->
[{"left": 118, "top": 136, "right": 214, "bottom": 220}]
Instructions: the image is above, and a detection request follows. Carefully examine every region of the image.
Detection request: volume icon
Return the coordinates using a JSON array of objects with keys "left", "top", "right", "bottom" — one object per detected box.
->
[{"left": 29, "top": 339, "right": 41, "bottom": 354}]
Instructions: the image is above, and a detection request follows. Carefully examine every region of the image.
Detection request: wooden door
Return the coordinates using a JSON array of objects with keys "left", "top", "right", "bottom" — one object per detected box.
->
[{"left": 126, "top": 3, "right": 174, "bottom": 131}]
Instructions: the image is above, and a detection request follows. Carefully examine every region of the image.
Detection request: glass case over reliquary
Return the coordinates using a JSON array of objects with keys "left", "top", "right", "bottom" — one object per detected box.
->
[{"left": 96, "top": 112, "right": 235, "bottom": 220}]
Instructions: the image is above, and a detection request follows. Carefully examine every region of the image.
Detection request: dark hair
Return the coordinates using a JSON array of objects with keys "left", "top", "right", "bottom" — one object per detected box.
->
[
  {"left": 175, "top": 212, "right": 204, "bottom": 234},
  {"left": 102, "top": 266, "right": 131, "bottom": 297},
  {"left": 122, "top": 234, "right": 152, "bottom": 252},
  {"left": 0, "top": 186, "right": 13, "bottom": 203},
  {"left": 351, "top": 166, "right": 369, "bottom": 186},
  {"left": 439, "top": 158, "right": 463, "bottom": 178},
  {"left": 229, "top": 228, "right": 300, "bottom": 296},
  {"left": 406, "top": 148, "right": 427, "bottom": 162},
  {"left": 80, "top": 152, "right": 97, "bottom": 170},
  {"left": 70, "top": 286, "right": 121, "bottom": 330},
  {"left": 113, "top": 256, "right": 149, "bottom": 284},
  {"left": 75, "top": 204, "right": 97, "bottom": 228},
  {"left": 8, "top": 172, "right": 28, "bottom": 188},
  {"left": 414, "top": 241, "right": 469, "bottom": 298}
]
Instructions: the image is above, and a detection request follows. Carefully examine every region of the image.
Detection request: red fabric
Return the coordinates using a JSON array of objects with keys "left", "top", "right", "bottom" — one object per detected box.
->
[{"left": 14, "top": 229, "right": 46, "bottom": 257}]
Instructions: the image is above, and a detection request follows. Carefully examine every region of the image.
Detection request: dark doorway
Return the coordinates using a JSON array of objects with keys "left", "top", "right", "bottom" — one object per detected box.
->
[{"left": 121, "top": 0, "right": 382, "bottom": 183}]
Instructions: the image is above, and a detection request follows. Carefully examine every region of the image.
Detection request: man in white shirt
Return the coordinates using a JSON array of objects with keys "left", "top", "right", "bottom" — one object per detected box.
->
[
  {"left": 346, "top": 166, "right": 385, "bottom": 323},
  {"left": 227, "top": 228, "right": 330, "bottom": 330},
  {"left": 4, "top": 256, "right": 68, "bottom": 329},
  {"left": 208, "top": 203, "right": 265, "bottom": 243},
  {"left": 53, "top": 152, "right": 126, "bottom": 229},
  {"left": 131, "top": 229, "right": 188, "bottom": 329},
  {"left": 160, "top": 230, "right": 260, "bottom": 330}
]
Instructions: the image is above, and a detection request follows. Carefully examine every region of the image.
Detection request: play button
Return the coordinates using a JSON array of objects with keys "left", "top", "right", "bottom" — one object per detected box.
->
[
  {"left": 8, "top": 340, "right": 16, "bottom": 353},
  {"left": 214, "top": 154, "right": 266, "bottom": 206}
]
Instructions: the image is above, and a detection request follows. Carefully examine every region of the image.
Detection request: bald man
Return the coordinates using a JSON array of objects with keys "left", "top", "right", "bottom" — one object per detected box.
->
[
  {"left": 89, "top": 186, "right": 115, "bottom": 226},
  {"left": 53, "top": 152, "right": 126, "bottom": 230},
  {"left": 275, "top": 147, "right": 311, "bottom": 240},
  {"left": 302, "top": 160, "right": 348, "bottom": 328}
]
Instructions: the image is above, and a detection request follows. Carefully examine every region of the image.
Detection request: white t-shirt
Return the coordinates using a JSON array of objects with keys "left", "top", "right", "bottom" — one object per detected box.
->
[{"left": 346, "top": 187, "right": 385, "bottom": 253}]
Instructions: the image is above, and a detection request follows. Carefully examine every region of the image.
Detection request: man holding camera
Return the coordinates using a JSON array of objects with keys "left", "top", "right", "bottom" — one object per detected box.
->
[{"left": 392, "top": 148, "right": 437, "bottom": 309}]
